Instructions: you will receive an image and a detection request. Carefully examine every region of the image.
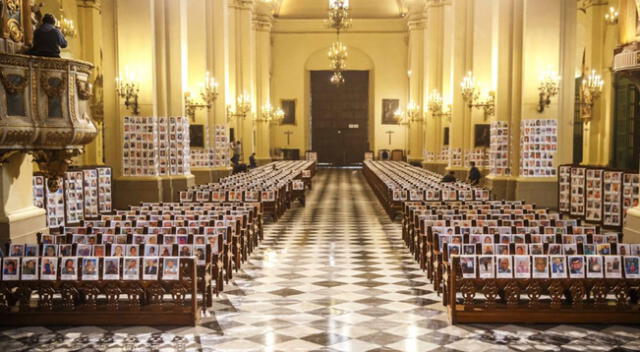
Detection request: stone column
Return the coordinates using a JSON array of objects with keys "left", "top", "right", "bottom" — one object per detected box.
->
[
  {"left": 156, "top": 0, "right": 194, "bottom": 198},
  {"left": 77, "top": 0, "right": 104, "bottom": 166},
  {"left": 621, "top": 1, "right": 640, "bottom": 243},
  {"left": 0, "top": 154, "right": 47, "bottom": 243},
  {"left": 580, "top": 4, "right": 616, "bottom": 165},
  {"left": 485, "top": 0, "right": 522, "bottom": 199},
  {"left": 447, "top": 0, "right": 473, "bottom": 179},
  {"left": 422, "top": 0, "right": 447, "bottom": 174},
  {"left": 513, "top": 0, "right": 576, "bottom": 208},
  {"left": 110, "top": 0, "right": 194, "bottom": 208},
  {"left": 407, "top": 4, "right": 426, "bottom": 164},
  {"left": 254, "top": 4, "right": 273, "bottom": 165},
  {"left": 195, "top": 0, "right": 233, "bottom": 183},
  {"left": 234, "top": 0, "right": 257, "bottom": 163}
]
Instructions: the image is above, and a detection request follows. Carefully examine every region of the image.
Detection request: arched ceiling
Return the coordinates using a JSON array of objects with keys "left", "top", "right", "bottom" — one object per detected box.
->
[{"left": 272, "top": 0, "right": 407, "bottom": 19}]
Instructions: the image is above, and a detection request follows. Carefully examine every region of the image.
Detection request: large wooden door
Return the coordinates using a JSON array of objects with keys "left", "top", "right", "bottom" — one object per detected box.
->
[{"left": 311, "top": 70, "right": 369, "bottom": 166}]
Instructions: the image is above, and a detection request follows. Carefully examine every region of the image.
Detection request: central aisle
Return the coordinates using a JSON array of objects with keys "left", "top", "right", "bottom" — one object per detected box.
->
[
  {"left": 199, "top": 169, "right": 639, "bottom": 352},
  {"left": 204, "top": 169, "right": 450, "bottom": 351}
]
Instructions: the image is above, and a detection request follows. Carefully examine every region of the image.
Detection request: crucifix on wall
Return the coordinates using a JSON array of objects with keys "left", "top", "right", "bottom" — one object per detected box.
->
[
  {"left": 386, "top": 130, "right": 395, "bottom": 145},
  {"left": 284, "top": 131, "right": 293, "bottom": 145}
]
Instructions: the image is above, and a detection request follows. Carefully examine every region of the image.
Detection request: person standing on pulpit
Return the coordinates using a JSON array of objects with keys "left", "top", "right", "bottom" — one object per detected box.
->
[{"left": 27, "top": 14, "right": 68, "bottom": 58}]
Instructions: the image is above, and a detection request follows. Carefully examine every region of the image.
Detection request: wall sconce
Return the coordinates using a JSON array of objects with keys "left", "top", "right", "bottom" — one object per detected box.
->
[
  {"left": 460, "top": 72, "right": 495, "bottom": 120},
  {"left": 226, "top": 92, "right": 252, "bottom": 121},
  {"left": 115, "top": 70, "right": 140, "bottom": 115},
  {"left": 406, "top": 101, "right": 422, "bottom": 122},
  {"left": 393, "top": 108, "right": 409, "bottom": 125},
  {"left": 393, "top": 101, "right": 422, "bottom": 124},
  {"left": 580, "top": 69, "right": 604, "bottom": 122},
  {"left": 256, "top": 103, "right": 285, "bottom": 124},
  {"left": 57, "top": 3, "right": 77, "bottom": 38},
  {"left": 605, "top": 6, "right": 619, "bottom": 25},
  {"left": 537, "top": 70, "right": 560, "bottom": 113},
  {"left": 428, "top": 90, "right": 451, "bottom": 121},
  {"left": 185, "top": 72, "right": 218, "bottom": 121}
]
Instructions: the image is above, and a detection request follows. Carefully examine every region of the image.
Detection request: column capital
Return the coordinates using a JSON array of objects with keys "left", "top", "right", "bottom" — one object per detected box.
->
[
  {"left": 231, "top": 0, "right": 254, "bottom": 11},
  {"left": 426, "top": 0, "right": 451, "bottom": 8},
  {"left": 253, "top": 1, "right": 275, "bottom": 31},
  {"left": 406, "top": 4, "right": 427, "bottom": 31},
  {"left": 77, "top": 0, "right": 102, "bottom": 11},
  {"left": 253, "top": 13, "right": 273, "bottom": 32}
]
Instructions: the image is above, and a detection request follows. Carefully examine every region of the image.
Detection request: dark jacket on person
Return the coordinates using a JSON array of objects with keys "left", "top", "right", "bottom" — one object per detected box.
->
[
  {"left": 249, "top": 154, "right": 257, "bottom": 168},
  {"left": 231, "top": 153, "right": 240, "bottom": 166},
  {"left": 468, "top": 167, "right": 482, "bottom": 185},
  {"left": 441, "top": 174, "right": 456, "bottom": 183},
  {"left": 28, "top": 23, "right": 67, "bottom": 58}
]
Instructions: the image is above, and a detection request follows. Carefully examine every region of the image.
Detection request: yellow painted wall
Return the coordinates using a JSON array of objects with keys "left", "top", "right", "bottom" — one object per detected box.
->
[{"left": 271, "top": 19, "right": 408, "bottom": 157}]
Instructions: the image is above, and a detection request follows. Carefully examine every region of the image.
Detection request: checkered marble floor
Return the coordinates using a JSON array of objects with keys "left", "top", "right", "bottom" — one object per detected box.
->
[{"left": 2, "top": 169, "right": 640, "bottom": 352}]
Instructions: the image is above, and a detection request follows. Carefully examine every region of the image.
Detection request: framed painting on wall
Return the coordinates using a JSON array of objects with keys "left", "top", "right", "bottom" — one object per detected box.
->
[
  {"left": 474, "top": 124, "right": 490, "bottom": 148},
  {"left": 382, "top": 99, "right": 400, "bottom": 125},
  {"left": 281, "top": 100, "right": 296, "bottom": 125},
  {"left": 189, "top": 124, "right": 205, "bottom": 148},
  {"left": 443, "top": 127, "right": 450, "bottom": 146}
]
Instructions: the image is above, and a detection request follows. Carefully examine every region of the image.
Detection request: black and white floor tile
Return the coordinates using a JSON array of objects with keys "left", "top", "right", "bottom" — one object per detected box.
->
[{"left": 1, "top": 169, "right": 640, "bottom": 351}]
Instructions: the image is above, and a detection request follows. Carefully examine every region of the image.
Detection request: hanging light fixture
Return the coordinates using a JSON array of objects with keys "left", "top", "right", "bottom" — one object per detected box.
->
[
  {"left": 330, "top": 71, "right": 345, "bottom": 86},
  {"left": 328, "top": 41, "right": 348, "bottom": 72},
  {"left": 327, "top": 0, "right": 352, "bottom": 32},
  {"left": 327, "top": 0, "right": 351, "bottom": 86}
]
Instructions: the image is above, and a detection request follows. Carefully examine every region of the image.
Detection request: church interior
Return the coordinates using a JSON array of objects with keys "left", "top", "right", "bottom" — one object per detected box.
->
[{"left": 1, "top": 0, "right": 640, "bottom": 350}]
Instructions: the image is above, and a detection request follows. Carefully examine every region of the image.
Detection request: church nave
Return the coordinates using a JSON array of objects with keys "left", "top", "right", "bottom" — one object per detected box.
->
[{"left": 2, "top": 169, "right": 638, "bottom": 352}]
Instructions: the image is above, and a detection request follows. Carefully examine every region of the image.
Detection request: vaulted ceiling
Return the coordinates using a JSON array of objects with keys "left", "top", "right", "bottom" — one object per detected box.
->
[{"left": 272, "top": 0, "right": 407, "bottom": 19}]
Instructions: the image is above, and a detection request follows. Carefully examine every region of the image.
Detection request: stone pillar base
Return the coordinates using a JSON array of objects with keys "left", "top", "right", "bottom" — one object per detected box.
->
[
  {"left": 422, "top": 162, "right": 448, "bottom": 175},
  {"left": 0, "top": 206, "right": 47, "bottom": 244},
  {"left": 167, "top": 175, "right": 195, "bottom": 201},
  {"left": 514, "top": 178, "right": 558, "bottom": 209},
  {"left": 445, "top": 166, "right": 468, "bottom": 181},
  {"left": 113, "top": 175, "right": 195, "bottom": 209},
  {"left": 256, "top": 157, "right": 272, "bottom": 166},
  {"left": 191, "top": 168, "right": 233, "bottom": 185},
  {"left": 0, "top": 153, "right": 47, "bottom": 244},
  {"left": 485, "top": 176, "right": 517, "bottom": 201},
  {"left": 623, "top": 207, "right": 640, "bottom": 243}
]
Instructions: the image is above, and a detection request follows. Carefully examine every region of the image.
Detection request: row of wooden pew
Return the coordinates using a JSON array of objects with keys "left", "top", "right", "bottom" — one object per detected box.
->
[
  {"left": 365, "top": 161, "right": 640, "bottom": 324},
  {"left": 0, "top": 161, "right": 316, "bottom": 326}
]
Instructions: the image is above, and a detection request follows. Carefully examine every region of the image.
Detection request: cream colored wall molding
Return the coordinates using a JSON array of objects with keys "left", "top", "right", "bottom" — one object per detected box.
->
[
  {"left": 426, "top": 0, "right": 451, "bottom": 8},
  {"left": 230, "top": 0, "right": 255, "bottom": 11},
  {"left": 77, "top": 0, "right": 102, "bottom": 11},
  {"left": 273, "top": 18, "right": 407, "bottom": 34}
]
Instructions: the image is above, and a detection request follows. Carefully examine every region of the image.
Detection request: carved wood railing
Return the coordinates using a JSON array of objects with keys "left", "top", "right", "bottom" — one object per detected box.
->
[
  {"left": 446, "top": 256, "right": 640, "bottom": 324},
  {"left": 0, "top": 258, "right": 200, "bottom": 326}
]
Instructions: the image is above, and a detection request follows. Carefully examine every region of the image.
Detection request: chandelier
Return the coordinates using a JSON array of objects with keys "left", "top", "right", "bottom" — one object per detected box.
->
[
  {"left": 328, "top": 41, "right": 348, "bottom": 71},
  {"left": 326, "top": 1, "right": 351, "bottom": 86},
  {"left": 330, "top": 71, "right": 345, "bottom": 86},
  {"left": 327, "top": 0, "right": 352, "bottom": 32}
]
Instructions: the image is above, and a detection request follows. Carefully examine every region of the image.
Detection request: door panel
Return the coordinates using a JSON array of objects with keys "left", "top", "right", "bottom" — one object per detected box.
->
[{"left": 311, "top": 70, "right": 369, "bottom": 166}]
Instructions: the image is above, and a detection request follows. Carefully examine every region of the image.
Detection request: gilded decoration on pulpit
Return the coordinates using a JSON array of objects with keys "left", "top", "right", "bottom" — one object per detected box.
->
[{"left": 5, "top": 0, "right": 23, "bottom": 42}]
